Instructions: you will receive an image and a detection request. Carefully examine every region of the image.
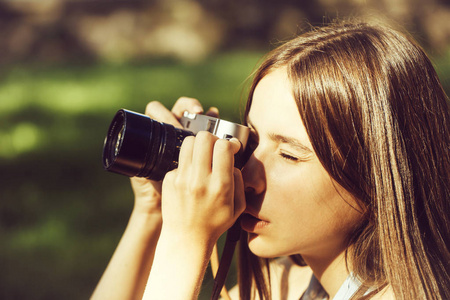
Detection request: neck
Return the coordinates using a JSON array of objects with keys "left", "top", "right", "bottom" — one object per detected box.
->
[{"left": 302, "top": 249, "right": 351, "bottom": 299}]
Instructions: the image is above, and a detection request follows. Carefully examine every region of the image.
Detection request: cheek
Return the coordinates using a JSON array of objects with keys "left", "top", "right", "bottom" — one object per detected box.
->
[
  {"left": 263, "top": 162, "right": 313, "bottom": 222},
  {"left": 262, "top": 161, "right": 363, "bottom": 254}
]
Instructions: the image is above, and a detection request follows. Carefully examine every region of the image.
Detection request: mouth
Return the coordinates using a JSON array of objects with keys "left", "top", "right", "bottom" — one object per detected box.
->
[{"left": 240, "top": 213, "right": 270, "bottom": 233}]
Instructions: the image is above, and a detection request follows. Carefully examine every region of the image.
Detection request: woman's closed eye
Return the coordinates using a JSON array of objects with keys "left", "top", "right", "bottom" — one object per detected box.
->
[{"left": 279, "top": 151, "right": 300, "bottom": 162}]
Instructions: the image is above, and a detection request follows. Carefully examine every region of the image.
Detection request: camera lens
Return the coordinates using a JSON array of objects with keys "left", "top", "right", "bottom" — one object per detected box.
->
[
  {"left": 103, "top": 109, "right": 194, "bottom": 181},
  {"left": 114, "top": 126, "right": 124, "bottom": 157}
]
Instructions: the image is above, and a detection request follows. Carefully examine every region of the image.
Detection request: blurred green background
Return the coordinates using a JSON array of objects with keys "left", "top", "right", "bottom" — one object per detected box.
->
[{"left": 1, "top": 1, "right": 449, "bottom": 299}]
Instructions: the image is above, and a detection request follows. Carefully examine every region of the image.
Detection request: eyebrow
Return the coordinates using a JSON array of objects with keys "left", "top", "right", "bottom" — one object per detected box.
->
[
  {"left": 268, "top": 133, "right": 313, "bottom": 153},
  {"left": 247, "top": 117, "right": 313, "bottom": 153}
]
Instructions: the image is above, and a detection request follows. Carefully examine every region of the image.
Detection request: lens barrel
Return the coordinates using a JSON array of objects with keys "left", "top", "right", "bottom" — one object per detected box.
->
[{"left": 103, "top": 109, "right": 194, "bottom": 181}]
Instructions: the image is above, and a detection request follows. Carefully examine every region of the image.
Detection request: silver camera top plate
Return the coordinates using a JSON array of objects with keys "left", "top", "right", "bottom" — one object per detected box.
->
[{"left": 180, "top": 111, "right": 250, "bottom": 150}]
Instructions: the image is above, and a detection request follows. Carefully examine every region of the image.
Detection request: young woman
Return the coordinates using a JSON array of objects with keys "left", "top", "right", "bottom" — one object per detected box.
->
[{"left": 92, "top": 21, "right": 450, "bottom": 299}]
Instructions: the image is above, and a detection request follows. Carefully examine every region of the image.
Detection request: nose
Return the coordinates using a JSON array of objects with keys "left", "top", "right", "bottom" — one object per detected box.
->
[{"left": 241, "top": 149, "right": 266, "bottom": 196}]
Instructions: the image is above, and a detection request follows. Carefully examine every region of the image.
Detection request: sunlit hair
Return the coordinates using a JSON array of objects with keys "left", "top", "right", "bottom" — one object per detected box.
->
[{"left": 239, "top": 21, "right": 450, "bottom": 299}]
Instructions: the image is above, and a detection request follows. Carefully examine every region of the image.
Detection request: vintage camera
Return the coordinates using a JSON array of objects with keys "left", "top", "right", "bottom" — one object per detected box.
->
[{"left": 103, "top": 109, "right": 250, "bottom": 181}]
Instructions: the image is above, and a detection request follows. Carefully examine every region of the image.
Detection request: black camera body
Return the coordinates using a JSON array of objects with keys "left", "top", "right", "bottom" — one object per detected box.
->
[{"left": 103, "top": 109, "right": 250, "bottom": 181}]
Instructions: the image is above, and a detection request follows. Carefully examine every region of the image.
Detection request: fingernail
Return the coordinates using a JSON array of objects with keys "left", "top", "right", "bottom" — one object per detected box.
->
[{"left": 230, "top": 137, "right": 241, "bottom": 147}]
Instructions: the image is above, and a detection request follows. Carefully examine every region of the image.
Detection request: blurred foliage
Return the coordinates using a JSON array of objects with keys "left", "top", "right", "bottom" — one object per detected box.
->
[{"left": 0, "top": 51, "right": 263, "bottom": 299}]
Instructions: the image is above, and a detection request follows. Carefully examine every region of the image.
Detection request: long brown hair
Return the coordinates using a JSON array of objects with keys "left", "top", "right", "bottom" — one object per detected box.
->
[{"left": 238, "top": 21, "right": 450, "bottom": 299}]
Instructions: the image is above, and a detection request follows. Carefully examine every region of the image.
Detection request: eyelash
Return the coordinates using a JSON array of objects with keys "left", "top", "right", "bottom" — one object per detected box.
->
[
  {"left": 247, "top": 130, "right": 301, "bottom": 163},
  {"left": 280, "top": 152, "right": 299, "bottom": 162}
]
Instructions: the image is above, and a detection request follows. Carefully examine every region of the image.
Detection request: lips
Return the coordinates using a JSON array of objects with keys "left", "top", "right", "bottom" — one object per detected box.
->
[{"left": 240, "top": 213, "right": 270, "bottom": 232}]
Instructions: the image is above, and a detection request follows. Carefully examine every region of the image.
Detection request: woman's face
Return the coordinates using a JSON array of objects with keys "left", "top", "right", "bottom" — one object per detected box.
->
[{"left": 240, "top": 68, "right": 363, "bottom": 260}]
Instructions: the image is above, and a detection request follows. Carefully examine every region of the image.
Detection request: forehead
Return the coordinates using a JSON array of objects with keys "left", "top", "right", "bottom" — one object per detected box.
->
[
  {"left": 250, "top": 68, "right": 295, "bottom": 118},
  {"left": 249, "top": 68, "right": 311, "bottom": 146}
]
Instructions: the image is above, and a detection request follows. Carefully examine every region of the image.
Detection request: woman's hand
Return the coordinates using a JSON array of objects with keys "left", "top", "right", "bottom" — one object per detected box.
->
[
  {"left": 130, "top": 97, "right": 219, "bottom": 219},
  {"left": 160, "top": 131, "right": 246, "bottom": 245},
  {"left": 142, "top": 132, "right": 246, "bottom": 300}
]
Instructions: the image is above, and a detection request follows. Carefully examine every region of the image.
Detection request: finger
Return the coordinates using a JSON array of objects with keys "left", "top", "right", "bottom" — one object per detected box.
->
[
  {"left": 130, "top": 177, "right": 162, "bottom": 199},
  {"left": 211, "top": 138, "right": 240, "bottom": 176},
  {"left": 145, "top": 101, "right": 182, "bottom": 128},
  {"left": 205, "top": 107, "right": 219, "bottom": 118},
  {"left": 172, "top": 97, "right": 203, "bottom": 118},
  {"left": 233, "top": 169, "right": 246, "bottom": 217},
  {"left": 177, "top": 136, "right": 195, "bottom": 173},
  {"left": 228, "top": 138, "right": 242, "bottom": 155},
  {"left": 191, "top": 131, "right": 217, "bottom": 177}
]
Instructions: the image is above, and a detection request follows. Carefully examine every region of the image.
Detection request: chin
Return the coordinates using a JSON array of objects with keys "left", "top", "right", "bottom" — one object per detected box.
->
[{"left": 247, "top": 234, "right": 285, "bottom": 258}]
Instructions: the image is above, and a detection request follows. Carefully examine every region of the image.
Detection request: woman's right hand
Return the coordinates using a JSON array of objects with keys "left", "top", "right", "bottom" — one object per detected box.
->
[{"left": 130, "top": 97, "right": 219, "bottom": 218}]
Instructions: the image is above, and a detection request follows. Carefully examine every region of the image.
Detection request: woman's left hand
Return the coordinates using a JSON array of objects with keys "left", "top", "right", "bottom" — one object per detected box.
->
[{"left": 160, "top": 131, "right": 246, "bottom": 245}]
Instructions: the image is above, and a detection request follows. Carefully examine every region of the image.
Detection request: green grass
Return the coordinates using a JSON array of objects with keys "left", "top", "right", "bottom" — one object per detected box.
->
[{"left": 0, "top": 51, "right": 263, "bottom": 300}]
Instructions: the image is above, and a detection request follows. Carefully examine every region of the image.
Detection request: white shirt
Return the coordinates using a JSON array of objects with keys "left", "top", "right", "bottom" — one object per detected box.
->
[
  {"left": 301, "top": 273, "right": 364, "bottom": 300},
  {"left": 227, "top": 258, "right": 370, "bottom": 300}
]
